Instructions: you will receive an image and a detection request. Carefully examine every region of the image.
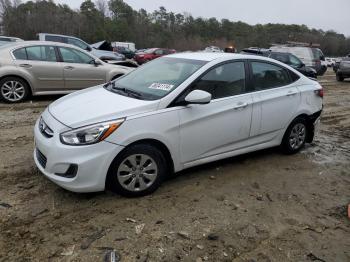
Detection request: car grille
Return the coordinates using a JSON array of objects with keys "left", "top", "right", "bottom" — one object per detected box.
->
[{"left": 36, "top": 149, "right": 47, "bottom": 169}]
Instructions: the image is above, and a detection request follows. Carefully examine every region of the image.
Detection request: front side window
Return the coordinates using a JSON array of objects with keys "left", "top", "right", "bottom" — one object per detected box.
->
[
  {"left": 191, "top": 62, "right": 246, "bottom": 99},
  {"left": 67, "top": 38, "right": 89, "bottom": 51},
  {"left": 154, "top": 49, "right": 163, "bottom": 55},
  {"left": 110, "top": 57, "right": 207, "bottom": 100},
  {"left": 251, "top": 62, "right": 291, "bottom": 90},
  {"left": 25, "top": 46, "right": 57, "bottom": 62},
  {"left": 59, "top": 47, "right": 94, "bottom": 64}
]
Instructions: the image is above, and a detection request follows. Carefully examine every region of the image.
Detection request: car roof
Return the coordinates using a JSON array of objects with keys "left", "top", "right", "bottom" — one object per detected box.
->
[
  {"left": 1, "top": 40, "right": 85, "bottom": 49},
  {"left": 168, "top": 52, "right": 268, "bottom": 62}
]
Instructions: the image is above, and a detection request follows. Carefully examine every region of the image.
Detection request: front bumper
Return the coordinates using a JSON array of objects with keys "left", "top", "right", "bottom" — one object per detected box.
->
[{"left": 33, "top": 110, "right": 124, "bottom": 193}]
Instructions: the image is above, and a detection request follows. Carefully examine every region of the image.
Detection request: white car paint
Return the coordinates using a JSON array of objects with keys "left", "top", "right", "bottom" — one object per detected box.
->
[{"left": 34, "top": 53, "right": 323, "bottom": 193}]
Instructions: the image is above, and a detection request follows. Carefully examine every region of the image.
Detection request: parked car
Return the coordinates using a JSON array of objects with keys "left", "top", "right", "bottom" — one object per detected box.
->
[
  {"left": 325, "top": 57, "right": 336, "bottom": 67},
  {"left": 204, "top": 46, "right": 223, "bottom": 53},
  {"left": 113, "top": 46, "right": 135, "bottom": 59},
  {"left": 38, "top": 33, "right": 125, "bottom": 61},
  {"left": 336, "top": 57, "right": 350, "bottom": 81},
  {"left": 270, "top": 45, "right": 326, "bottom": 76},
  {"left": 112, "top": 42, "right": 136, "bottom": 52},
  {"left": 268, "top": 52, "right": 318, "bottom": 78},
  {"left": 134, "top": 48, "right": 176, "bottom": 64},
  {"left": 241, "top": 48, "right": 317, "bottom": 78},
  {"left": 0, "top": 41, "right": 132, "bottom": 103},
  {"left": 33, "top": 52, "right": 323, "bottom": 197},
  {"left": 0, "top": 36, "right": 23, "bottom": 46}
]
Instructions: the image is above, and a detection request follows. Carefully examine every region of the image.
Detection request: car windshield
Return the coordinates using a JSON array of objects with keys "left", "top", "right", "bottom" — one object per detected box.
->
[{"left": 108, "top": 57, "right": 207, "bottom": 100}]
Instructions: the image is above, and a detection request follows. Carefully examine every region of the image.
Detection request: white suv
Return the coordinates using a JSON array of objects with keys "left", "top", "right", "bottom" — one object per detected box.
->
[{"left": 34, "top": 53, "right": 323, "bottom": 197}]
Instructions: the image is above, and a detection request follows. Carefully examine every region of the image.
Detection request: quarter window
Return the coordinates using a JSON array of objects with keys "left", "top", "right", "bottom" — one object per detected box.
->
[
  {"left": 191, "top": 62, "right": 246, "bottom": 99},
  {"left": 25, "top": 46, "right": 57, "bottom": 62},
  {"left": 59, "top": 47, "right": 93, "bottom": 64},
  {"left": 251, "top": 62, "right": 291, "bottom": 90},
  {"left": 13, "top": 48, "right": 27, "bottom": 60}
]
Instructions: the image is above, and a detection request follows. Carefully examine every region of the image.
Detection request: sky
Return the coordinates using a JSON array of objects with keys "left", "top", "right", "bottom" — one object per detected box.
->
[{"left": 25, "top": 0, "right": 350, "bottom": 36}]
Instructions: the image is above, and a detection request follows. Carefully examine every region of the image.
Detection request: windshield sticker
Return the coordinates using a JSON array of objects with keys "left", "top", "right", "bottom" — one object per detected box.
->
[{"left": 148, "top": 83, "right": 174, "bottom": 91}]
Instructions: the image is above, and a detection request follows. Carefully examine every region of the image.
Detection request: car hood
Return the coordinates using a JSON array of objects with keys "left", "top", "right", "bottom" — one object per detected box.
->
[{"left": 48, "top": 86, "right": 159, "bottom": 128}]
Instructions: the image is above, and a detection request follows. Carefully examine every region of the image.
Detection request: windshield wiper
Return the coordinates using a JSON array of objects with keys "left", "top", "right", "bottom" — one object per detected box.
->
[{"left": 106, "top": 81, "right": 143, "bottom": 99}]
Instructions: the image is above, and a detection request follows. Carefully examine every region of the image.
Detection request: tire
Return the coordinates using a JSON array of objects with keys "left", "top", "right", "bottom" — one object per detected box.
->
[
  {"left": 106, "top": 144, "right": 167, "bottom": 197},
  {"left": 281, "top": 118, "right": 308, "bottom": 154},
  {"left": 0, "top": 76, "right": 30, "bottom": 103},
  {"left": 336, "top": 74, "right": 344, "bottom": 82}
]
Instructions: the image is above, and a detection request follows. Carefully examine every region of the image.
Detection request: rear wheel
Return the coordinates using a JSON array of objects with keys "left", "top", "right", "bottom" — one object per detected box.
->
[
  {"left": 0, "top": 77, "right": 30, "bottom": 103},
  {"left": 281, "top": 118, "right": 308, "bottom": 154},
  {"left": 107, "top": 144, "right": 167, "bottom": 197},
  {"left": 336, "top": 74, "right": 344, "bottom": 82}
]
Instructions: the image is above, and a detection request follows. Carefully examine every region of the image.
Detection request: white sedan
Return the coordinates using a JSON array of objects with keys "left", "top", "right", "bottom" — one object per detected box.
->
[{"left": 34, "top": 53, "right": 323, "bottom": 197}]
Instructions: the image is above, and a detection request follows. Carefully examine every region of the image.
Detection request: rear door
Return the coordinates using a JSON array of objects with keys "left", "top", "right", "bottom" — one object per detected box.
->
[
  {"left": 177, "top": 61, "right": 253, "bottom": 164},
  {"left": 13, "top": 45, "right": 64, "bottom": 92},
  {"left": 57, "top": 46, "right": 107, "bottom": 90},
  {"left": 248, "top": 60, "right": 300, "bottom": 140}
]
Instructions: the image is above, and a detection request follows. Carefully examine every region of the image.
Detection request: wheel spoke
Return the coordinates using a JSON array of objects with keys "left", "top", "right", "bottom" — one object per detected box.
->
[
  {"left": 119, "top": 173, "right": 133, "bottom": 183},
  {"left": 118, "top": 163, "right": 132, "bottom": 173},
  {"left": 125, "top": 177, "right": 136, "bottom": 190},
  {"left": 138, "top": 177, "right": 148, "bottom": 191}
]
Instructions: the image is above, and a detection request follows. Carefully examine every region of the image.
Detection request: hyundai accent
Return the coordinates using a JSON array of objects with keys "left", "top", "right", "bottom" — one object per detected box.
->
[{"left": 34, "top": 53, "right": 323, "bottom": 197}]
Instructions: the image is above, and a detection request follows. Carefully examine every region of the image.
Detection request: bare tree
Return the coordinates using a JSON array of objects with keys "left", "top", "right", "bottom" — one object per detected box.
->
[{"left": 95, "top": 0, "right": 109, "bottom": 17}]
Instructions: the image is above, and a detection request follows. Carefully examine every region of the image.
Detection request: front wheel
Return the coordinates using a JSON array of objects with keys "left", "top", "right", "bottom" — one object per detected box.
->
[
  {"left": 336, "top": 74, "right": 344, "bottom": 82},
  {"left": 281, "top": 118, "right": 308, "bottom": 154},
  {"left": 107, "top": 144, "right": 167, "bottom": 197}
]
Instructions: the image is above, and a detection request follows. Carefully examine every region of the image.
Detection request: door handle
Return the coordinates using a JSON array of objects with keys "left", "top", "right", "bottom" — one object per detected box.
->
[
  {"left": 19, "top": 63, "right": 32, "bottom": 68},
  {"left": 233, "top": 102, "right": 248, "bottom": 110},
  {"left": 64, "top": 66, "right": 74, "bottom": 70},
  {"left": 286, "top": 91, "right": 298, "bottom": 96}
]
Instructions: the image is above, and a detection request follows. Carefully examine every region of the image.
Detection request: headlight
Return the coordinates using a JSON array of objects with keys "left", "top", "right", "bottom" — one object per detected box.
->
[{"left": 60, "top": 119, "right": 124, "bottom": 146}]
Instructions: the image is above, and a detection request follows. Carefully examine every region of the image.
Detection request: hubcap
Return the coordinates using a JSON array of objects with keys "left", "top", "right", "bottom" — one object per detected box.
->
[
  {"left": 117, "top": 154, "right": 158, "bottom": 192},
  {"left": 1, "top": 81, "right": 25, "bottom": 102},
  {"left": 289, "top": 123, "right": 306, "bottom": 150}
]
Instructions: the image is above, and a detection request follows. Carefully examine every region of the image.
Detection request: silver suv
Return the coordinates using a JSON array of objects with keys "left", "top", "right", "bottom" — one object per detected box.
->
[{"left": 0, "top": 41, "right": 132, "bottom": 103}]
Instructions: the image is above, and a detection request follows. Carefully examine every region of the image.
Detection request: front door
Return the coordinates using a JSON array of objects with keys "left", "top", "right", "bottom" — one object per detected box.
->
[
  {"left": 178, "top": 61, "right": 253, "bottom": 164},
  {"left": 58, "top": 46, "right": 107, "bottom": 90}
]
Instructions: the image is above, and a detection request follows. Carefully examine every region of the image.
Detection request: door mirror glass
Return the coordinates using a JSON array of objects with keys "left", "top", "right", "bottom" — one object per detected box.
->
[{"left": 184, "top": 90, "right": 211, "bottom": 105}]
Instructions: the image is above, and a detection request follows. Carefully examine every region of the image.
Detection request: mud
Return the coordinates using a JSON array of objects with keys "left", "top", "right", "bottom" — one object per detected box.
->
[{"left": 0, "top": 71, "right": 349, "bottom": 261}]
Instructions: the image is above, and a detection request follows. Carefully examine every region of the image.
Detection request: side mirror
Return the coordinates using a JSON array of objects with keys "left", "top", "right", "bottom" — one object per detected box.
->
[
  {"left": 92, "top": 59, "right": 102, "bottom": 66},
  {"left": 86, "top": 46, "right": 92, "bottom": 52},
  {"left": 299, "top": 62, "right": 305, "bottom": 68},
  {"left": 184, "top": 90, "right": 211, "bottom": 105}
]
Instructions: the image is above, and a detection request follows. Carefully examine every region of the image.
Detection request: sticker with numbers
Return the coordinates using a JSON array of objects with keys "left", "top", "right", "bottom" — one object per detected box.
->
[{"left": 148, "top": 83, "right": 174, "bottom": 91}]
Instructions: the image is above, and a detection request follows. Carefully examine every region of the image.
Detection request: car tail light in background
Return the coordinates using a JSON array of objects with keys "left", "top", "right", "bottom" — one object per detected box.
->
[{"left": 315, "top": 88, "right": 324, "bottom": 98}]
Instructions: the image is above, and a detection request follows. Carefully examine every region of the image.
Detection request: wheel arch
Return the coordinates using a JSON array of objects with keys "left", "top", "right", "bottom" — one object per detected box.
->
[
  {"left": 285, "top": 112, "right": 318, "bottom": 143},
  {"left": 105, "top": 138, "right": 175, "bottom": 189},
  {"left": 0, "top": 74, "right": 34, "bottom": 95}
]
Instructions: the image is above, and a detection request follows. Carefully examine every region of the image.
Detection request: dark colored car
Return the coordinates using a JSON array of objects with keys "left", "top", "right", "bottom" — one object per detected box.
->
[
  {"left": 241, "top": 48, "right": 317, "bottom": 78},
  {"left": 268, "top": 52, "right": 318, "bottom": 79},
  {"left": 113, "top": 46, "right": 135, "bottom": 59},
  {"left": 336, "top": 57, "right": 350, "bottom": 81},
  {"left": 134, "top": 48, "right": 176, "bottom": 64}
]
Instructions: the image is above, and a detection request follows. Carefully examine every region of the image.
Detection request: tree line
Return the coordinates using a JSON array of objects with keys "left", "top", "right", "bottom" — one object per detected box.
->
[{"left": 1, "top": 0, "right": 349, "bottom": 56}]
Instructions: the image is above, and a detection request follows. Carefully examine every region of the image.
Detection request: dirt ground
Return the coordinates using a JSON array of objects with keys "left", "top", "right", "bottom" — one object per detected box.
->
[{"left": 0, "top": 70, "right": 349, "bottom": 262}]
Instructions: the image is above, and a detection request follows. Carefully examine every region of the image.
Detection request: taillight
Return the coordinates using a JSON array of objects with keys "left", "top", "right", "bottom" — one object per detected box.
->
[{"left": 315, "top": 88, "right": 323, "bottom": 98}]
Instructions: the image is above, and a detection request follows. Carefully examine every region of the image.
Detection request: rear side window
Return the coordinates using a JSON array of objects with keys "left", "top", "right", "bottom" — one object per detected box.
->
[
  {"left": 13, "top": 48, "right": 27, "bottom": 60},
  {"left": 26, "top": 46, "right": 57, "bottom": 62},
  {"left": 270, "top": 53, "right": 289, "bottom": 64},
  {"left": 45, "top": 35, "right": 67, "bottom": 43},
  {"left": 251, "top": 62, "right": 292, "bottom": 90},
  {"left": 67, "top": 38, "right": 89, "bottom": 51},
  {"left": 192, "top": 61, "right": 246, "bottom": 99}
]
